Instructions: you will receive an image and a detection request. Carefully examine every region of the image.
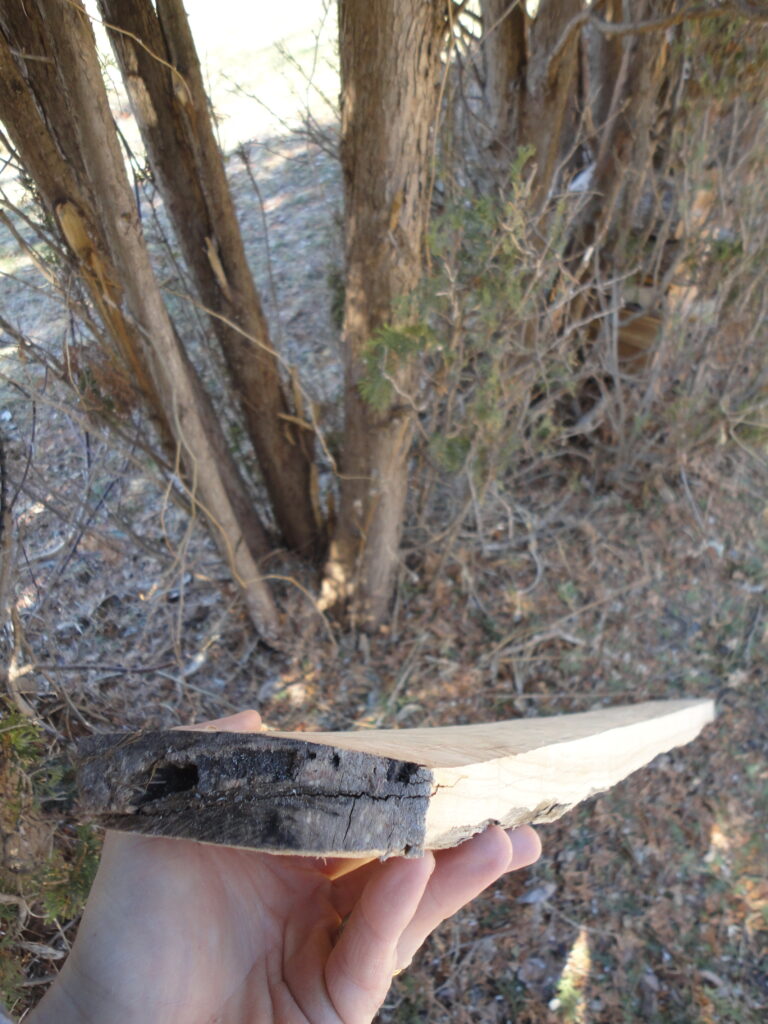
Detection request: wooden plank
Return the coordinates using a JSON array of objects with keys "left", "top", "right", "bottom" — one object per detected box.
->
[{"left": 77, "top": 698, "right": 714, "bottom": 857}]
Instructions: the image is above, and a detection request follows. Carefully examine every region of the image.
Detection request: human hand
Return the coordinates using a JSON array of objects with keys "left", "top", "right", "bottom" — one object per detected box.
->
[{"left": 30, "top": 710, "right": 541, "bottom": 1024}]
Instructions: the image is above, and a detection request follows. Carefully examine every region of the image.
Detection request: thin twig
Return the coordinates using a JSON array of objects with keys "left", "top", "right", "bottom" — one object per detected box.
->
[
  {"left": 547, "top": 2, "right": 765, "bottom": 86},
  {"left": 593, "top": 1, "right": 768, "bottom": 36},
  {"left": 238, "top": 145, "right": 285, "bottom": 350},
  {"left": 27, "top": 661, "right": 179, "bottom": 674},
  {"left": 484, "top": 577, "right": 652, "bottom": 662},
  {"left": 63, "top": 0, "right": 191, "bottom": 98}
]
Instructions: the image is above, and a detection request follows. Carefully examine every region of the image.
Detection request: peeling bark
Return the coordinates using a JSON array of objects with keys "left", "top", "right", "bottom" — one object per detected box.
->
[
  {"left": 0, "top": 1, "right": 280, "bottom": 640},
  {"left": 98, "top": 0, "right": 322, "bottom": 558},
  {"left": 322, "top": 0, "right": 447, "bottom": 629},
  {"left": 0, "top": 27, "right": 172, "bottom": 453}
]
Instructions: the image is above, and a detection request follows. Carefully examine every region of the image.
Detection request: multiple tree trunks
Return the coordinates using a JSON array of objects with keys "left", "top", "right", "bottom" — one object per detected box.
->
[
  {"left": 2, "top": 0, "right": 753, "bottom": 640},
  {"left": 0, "top": 19, "right": 170, "bottom": 448},
  {"left": 0, "top": 0, "right": 280, "bottom": 639},
  {"left": 98, "top": 0, "right": 321, "bottom": 558},
  {"left": 77, "top": 698, "right": 715, "bottom": 858},
  {"left": 477, "top": 0, "right": 701, "bottom": 394}
]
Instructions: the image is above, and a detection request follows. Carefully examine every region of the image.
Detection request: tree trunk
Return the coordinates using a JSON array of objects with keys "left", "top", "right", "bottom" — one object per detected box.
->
[
  {"left": 98, "top": 0, "right": 322, "bottom": 558},
  {"left": 0, "top": 0, "right": 280, "bottom": 640},
  {"left": 321, "top": 0, "right": 446, "bottom": 629},
  {"left": 481, "top": 0, "right": 526, "bottom": 157},
  {"left": 479, "top": 1, "right": 686, "bottom": 409},
  {"left": 521, "top": 0, "right": 583, "bottom": 205},
  {"left": 0, "top": 28, "right": 172, "bottom": 454},
  {"left": 582, "top": 0, "right": 625, "bottom": 135}
]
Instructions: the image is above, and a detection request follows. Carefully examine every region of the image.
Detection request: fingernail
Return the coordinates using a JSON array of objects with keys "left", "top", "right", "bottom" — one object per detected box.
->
[{"left": 506, "top": 826, "right": 542, "bottom": 869}]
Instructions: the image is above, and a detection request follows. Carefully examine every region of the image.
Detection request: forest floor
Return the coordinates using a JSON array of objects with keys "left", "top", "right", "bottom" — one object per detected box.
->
[{"left": 1, "top": 8, "right": 767, "bottom": 1022}]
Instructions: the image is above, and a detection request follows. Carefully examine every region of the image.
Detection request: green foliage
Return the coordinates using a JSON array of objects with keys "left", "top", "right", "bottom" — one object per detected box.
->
[
  {"left": 428, "top": 432, "right": 470, "bottom": 473},
  {"left": 358, "top": 144, "right": 581, "bottom": 496},
  {"left": 430, "top": 159, "right": 573, "bottom": 477},
  {"left": 710, "top": 236, "right": 745, "bottom": 267},
  {"left": 0, "top": 707, "right": 41, "bottom": 763},
  {"left": 359, "top": 321, "right": 432, "bottom": 412},
  {"left": 0, "top": 700, "right": 101, "bottom": 1008},
  {"left": 0, "top": 945, "right": 26, "bottom": 1011},
  {"left": 688, "top": 15, "right": 768, "bottom": 102},
  {"left": 40, "top": 826, "right": 101, "bottom": 922}
]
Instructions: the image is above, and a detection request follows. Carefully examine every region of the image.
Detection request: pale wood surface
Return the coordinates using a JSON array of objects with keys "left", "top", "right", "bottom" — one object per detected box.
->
[
  {"left": 267, "top": 699, "right": 713, "bottom": 765},
  {"left": 77, "top": 699, "right": 715, "bottom": 857}
]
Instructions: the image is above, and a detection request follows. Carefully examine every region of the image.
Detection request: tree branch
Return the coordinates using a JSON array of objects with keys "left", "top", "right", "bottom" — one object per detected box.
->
[
  {"left": 547, "top": 2, "right": 768, "bottom": 84},
  {"left": 592, "top": 1, "right": 768, "bottom": 37}
]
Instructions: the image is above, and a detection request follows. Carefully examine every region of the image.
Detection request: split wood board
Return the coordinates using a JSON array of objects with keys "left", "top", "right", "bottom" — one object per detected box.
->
[{"left": 77, "top": 698, "right": 715, "bottom": 858}]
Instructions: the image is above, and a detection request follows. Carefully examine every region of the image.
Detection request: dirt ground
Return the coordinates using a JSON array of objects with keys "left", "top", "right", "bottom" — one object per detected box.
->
[{"left": 1, "top": 10, "right": 767, "bottom": 1022}]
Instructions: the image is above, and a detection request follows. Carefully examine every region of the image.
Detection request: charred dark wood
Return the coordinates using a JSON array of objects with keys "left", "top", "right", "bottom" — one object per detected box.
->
[{"left": 78, "top": 730, "right": 431, "bottom": 857}]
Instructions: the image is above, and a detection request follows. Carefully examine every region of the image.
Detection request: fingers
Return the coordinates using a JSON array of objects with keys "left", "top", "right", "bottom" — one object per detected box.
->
[
  {"left": 330, "top": 824, "right": 541, "bottom": 926},
  {"left": 325, "top": 853, "right": 435, "bottom": 1023},
  {"left": 394, "top": 825, "right": 541, "bottom": 970},
  {"left": 325, "top": 859, "right": 386, "bottom": 920},
  {"left": 177, "top": 709, "right": 263, "bottom": 733},
  {"left": 325, "top": 825, "right": 540, "bottom": 1021}
]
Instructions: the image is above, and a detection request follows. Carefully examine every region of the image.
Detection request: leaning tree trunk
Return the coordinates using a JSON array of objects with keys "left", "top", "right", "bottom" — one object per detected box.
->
[
  {"left": 0, "top": 0, "right": 280, "bottom": 640},
  {"left": 321, "top": 0, "right": 447, "bottom": 629},
  {"left": 98, "top": 0, "right": 322, "bottom": 558},
  {"left": 0, "top": 25, "right": 173, "bottom": 455}
]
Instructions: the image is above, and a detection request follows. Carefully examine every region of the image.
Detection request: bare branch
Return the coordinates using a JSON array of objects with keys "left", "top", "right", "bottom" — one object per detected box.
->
[
  {"left": 592, "top": 1, "right": 768, "bottom": 37},
  {"left": 547, "top": 2, "right": 768, "bottom": 83}
]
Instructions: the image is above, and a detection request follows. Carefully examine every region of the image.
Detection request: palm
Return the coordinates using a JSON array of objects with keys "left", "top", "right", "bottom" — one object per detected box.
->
[{"left": 71, "top": 833, "right": 361, "bottom": 1023}]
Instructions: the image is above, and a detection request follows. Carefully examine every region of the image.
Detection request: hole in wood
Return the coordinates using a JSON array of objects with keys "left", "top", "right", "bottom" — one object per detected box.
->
[{"left": 137, "top": 762, "right": 199, "bottom": 806}]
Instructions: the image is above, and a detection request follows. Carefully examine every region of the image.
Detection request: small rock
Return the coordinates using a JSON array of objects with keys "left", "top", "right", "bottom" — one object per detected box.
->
[{"left": 518, "top": 881, "right": 557, "bottom": 904}]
